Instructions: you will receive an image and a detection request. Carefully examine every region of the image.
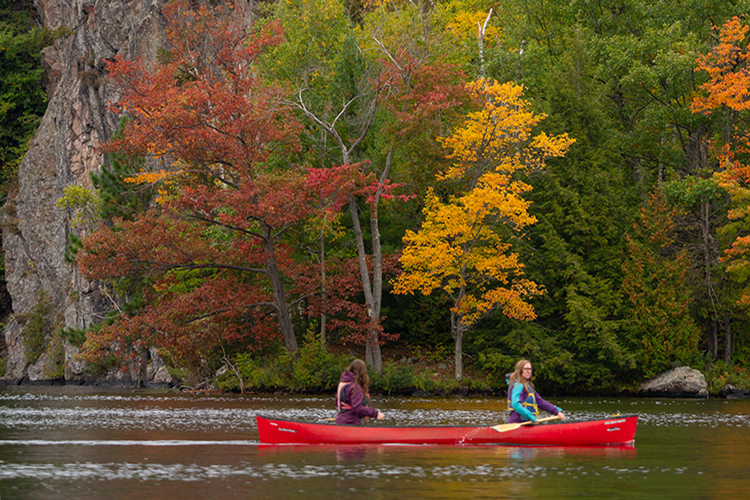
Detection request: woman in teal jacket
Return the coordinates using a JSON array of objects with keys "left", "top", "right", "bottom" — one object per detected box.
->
[{"left": 507, "top": 359, "right": 566, "bottom": 423}]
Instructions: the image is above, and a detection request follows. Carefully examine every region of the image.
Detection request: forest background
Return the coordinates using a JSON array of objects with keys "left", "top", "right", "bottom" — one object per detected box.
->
[{"left": 4, "top": 0, "right": 750, "bottom": 397}]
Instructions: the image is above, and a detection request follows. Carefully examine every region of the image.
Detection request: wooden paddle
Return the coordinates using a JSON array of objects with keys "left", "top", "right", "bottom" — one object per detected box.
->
[{"left": 492, "top": 414, "right": 563, "bottom": 433}]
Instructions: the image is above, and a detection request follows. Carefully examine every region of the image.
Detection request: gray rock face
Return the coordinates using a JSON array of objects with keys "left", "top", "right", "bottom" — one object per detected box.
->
[
  {"left": 639, "top": 366, "right": 709, "bottom": 399},
  {"left": 2, "top": 0, "right": 170, "bottom": 384}
]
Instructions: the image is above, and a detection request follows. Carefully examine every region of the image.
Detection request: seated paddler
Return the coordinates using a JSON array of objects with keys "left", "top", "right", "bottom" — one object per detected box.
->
[
  {"left": 335, "top": 359, "right": 385, "bottom": 425},
  {"left": 507, "top": 359, "right": 566, "bottom": 424}
]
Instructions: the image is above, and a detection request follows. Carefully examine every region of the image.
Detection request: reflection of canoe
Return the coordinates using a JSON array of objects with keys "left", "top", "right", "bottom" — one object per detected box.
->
[{"left": 255, "top": 414, "right": 638, "bottom": 446}]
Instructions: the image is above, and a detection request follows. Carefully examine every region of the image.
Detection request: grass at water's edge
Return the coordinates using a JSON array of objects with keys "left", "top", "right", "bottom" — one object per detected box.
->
[
  {"left": 206, "top": 343, "right": 750, "bottom": 399},
  {"left": 2, "top": 340, "right": 748, "bottom": 398}
]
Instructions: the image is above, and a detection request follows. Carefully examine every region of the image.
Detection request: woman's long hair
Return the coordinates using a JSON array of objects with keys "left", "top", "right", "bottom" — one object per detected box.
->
[
  {"left": 348, "top": 359, "right": 369, "bottom": 394},
  {"left": 508, "top": 359, "right": 534, "bottom": 393}
]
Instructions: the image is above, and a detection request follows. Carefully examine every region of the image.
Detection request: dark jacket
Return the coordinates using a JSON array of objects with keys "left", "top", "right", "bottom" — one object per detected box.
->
[{"left": 334, "top": 370, "right": 378, "bottom": 425}]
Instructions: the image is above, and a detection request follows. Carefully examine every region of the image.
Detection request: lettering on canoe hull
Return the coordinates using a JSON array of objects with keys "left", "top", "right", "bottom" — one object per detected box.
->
[
  {"left": 269, "top": 422, "right": 298, "bottom": 433},
  {"left": 604, "top": 419, "right": 626, "bottom": 425}
]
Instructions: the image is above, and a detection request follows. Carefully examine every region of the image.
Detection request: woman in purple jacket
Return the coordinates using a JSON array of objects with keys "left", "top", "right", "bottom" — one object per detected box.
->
[
  {"left": 507, "top": 359, "right": 566, "bottom": 424},
  {"left": 335, "top": 359, "right": 385, "bottom": 425}
]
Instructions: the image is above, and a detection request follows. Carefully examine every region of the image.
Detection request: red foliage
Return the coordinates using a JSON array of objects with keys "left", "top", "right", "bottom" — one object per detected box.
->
[
  {"left": 104, "top": 0, "right": 301, "bottom": 173},
  {"left": 291, "top": 253, "right": 401, "bottom": 346},
  {"left": 79, "top": 163, "right": 369, "bottom": 364},
  {"left": 377, "top": 56, "right": 476, "bottom": 161},
  {"left": 78, "top": 2, "right": 378, "bottom": 368}
]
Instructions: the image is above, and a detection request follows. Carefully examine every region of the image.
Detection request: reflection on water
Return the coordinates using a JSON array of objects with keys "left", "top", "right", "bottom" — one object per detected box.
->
[{"left": 0, "top": 386, "right": 748, "bottom": 499}]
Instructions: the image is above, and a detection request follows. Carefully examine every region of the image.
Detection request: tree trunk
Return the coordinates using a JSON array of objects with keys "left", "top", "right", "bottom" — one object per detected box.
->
[
  {"left": 349, "top": 197, "right": 382, "bottom": 373},
  {"left": 295, "top": 86, "right": 384, "bottom": 372},
  {"left": 262, "top": 223, "right": 298, "bottom": 353},
  {"left": 319, "top": 219, "right": 327, "bottom": 344},
  {"left": 709, "top": 321, "right": 718, "bottom": 360},
  {"left": 346, "top": 149, "right": 393, "bottom": 374},
  {"left": 451, "top": 310, "right": 464, "bottom": 381},
  {"left": 699, "top": 201, "right": 730, "bottom": 364},
  {"left": 724, "top": 322, "right": 732, "bottom": 365}
]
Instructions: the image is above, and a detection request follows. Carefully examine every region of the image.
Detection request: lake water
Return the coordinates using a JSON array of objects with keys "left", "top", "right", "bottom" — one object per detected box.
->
[{"left": 0, "top": 386, "right": 748, "bottom": 499}]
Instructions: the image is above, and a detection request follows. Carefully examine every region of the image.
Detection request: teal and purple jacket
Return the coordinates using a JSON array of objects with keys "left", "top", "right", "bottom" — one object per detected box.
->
[{"left": 507, "top": 381, "right": 561, "bottom": 423}]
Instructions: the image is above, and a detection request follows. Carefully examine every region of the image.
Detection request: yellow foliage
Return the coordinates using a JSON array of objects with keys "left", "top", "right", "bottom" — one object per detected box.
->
[
  {"left": 438, "top": 79, "right": 573, "bottom": 182},
  {"left": 394, "top": 78, "right": 574, "bottom": 329},
  {"left": 445, "top": 10, "right": 502, "bottom": 45},
  {"left": 123, "top": 162, "right": 191, "bottom": 205},
  {"left": 124, "top": 169, "right": 181, "bottom": 185}
]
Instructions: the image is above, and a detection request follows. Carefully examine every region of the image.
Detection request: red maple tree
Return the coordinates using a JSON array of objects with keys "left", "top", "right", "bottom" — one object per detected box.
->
[{"left": 77, "top": 1, "right": 367, "bottom": 370}]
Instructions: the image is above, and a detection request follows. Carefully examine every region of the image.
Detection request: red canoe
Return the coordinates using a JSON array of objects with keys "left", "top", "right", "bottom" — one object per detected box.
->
[{"left": 256, "top": 414, "right": 638, "bottom": 446}]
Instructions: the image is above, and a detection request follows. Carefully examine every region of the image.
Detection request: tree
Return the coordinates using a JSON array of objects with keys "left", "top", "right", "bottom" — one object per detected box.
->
[
  {"left": 0, "top": 0, "right": 48, "bottom": 187},
  {"left": 692, "top": 16, "right": 750, "bottom": 363},
  {"left": 258, "top": 0, "right": 390, "bottom": 370},
  {"left": 621, "top": 189, "right": 701, "bottom": 377},
  {"left": 79, "top": 169, "right": 356, "bottom": 366},
  {"left": 259, "top": 0, "right": 474, "bottom": 372},
  {"left": 476, "top": 0, "right": 750, "bottom": 389},
  {"left": 393, "top": 79, "right": 574, "bottom": 380},
  {"left": 77, "top": 1, "right": 356, "bottom": 370}
]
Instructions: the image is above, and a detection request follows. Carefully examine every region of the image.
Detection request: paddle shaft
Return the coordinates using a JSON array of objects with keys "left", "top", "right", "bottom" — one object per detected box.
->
[{"left": 492, "top": 414, "right": 562, "bottom": 432}]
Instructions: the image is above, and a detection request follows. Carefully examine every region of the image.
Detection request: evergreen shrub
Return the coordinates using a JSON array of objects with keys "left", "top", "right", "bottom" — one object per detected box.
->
[
  {"left": 289, "top": 332, "right": 350, "bottom": 391},
  {"left": 370, "top": 361, "right": 415, "bottom": 395}
]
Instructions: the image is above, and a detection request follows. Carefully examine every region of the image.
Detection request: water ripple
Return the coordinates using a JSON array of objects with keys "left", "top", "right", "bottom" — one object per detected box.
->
[
  {"left": 1, "top": 393, "right": 748, "bottom": 432},
  {"left": 0, "top": 461, "right": 704, "bottom": 482}
]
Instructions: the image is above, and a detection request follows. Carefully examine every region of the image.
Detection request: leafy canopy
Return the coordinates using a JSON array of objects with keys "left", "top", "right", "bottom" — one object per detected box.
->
[{"left": 394, "top": 79, "right": 574, "bottom": 327}]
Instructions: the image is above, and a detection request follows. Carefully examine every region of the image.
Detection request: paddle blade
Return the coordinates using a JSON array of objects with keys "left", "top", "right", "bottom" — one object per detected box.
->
[{"left": 492, "top": 421, "right": 531, "bottom": 433}]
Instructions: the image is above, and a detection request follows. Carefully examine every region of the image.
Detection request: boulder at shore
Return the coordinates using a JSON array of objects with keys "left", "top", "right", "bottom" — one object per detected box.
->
[
  {"left": 639, "top": 366, "right": 708, "bottom": 398},
  {"left": 720, "top": 384, "right": 750, "bottom": 399}
]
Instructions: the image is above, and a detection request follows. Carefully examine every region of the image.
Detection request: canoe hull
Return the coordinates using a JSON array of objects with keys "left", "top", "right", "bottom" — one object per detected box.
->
[{"left": 256, "top": 414, "right": 638, "bottom": 446}]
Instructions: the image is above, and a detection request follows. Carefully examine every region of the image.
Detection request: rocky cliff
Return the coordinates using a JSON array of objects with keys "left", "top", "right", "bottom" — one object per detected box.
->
[{"left": 1, "top": 0, "right": 186, "bottom": 385}]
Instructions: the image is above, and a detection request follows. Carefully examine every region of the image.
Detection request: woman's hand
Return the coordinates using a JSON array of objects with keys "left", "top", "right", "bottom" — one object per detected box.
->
[
  {"left": 557, "top": 411, "right": 566, "bottom": 420},
  {"left": 376, "top": 411, "right": 385, "bottom": 420}
]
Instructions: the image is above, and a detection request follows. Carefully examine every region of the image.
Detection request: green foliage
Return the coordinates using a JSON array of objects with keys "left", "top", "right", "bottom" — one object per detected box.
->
[
  {"left": 62, "top": 326, "right": 87, "bottom": 347},
  {"left": 225, "top": 353, "right": 290, "bottom": 392},
  {"left": 257, "top": 0, "right": 373, "bottom": 168},
  {"left": 56, "top": 186, "right": 98, "bottom": 262},
  {"left": 369, "top": 361, "right": 415, "bottom": 395},
  {"left": 90, "top": 119, "right": 155, "bottom": 222},
  {"left": 63, "top": 233, "right": 83, "bottom": 263},
  {"left": 82, "top": 352, "right": 119, "bottom": 379},
  {"left": 699, "top": 360, "right": 750, "bottom": 394},
  {"left": 288, "top": 331, "right": 350, "bottom": 391},
  {"left": 384, "top": 293, "right": 452, "bottom": 347},
  {"left": 662, "top": 177, "right": 726, "bottom": 208},
  {"left": 220, "top": 333, "right": 350, "bottom": 393},
  {"left": 20, "top": 290, "right": 57, "bottom": 366},
  {"left": 475, "top": 350, "right": 515, "bottom": 385},
  {"left": 0, "top": 0, "right": 49, "bottom": 189},
  {"left": 46, "top": 335, "right": 66, "bottom": 379},
  {"left": 620, "top": 191, "right": 703, "bottom": 378},
  {"left": 56, "top": 186, "right": 101, "bottom": 228}
]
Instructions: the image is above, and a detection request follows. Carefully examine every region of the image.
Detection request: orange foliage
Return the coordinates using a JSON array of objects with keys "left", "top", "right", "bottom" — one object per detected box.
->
[
  {"left": 693, "top": 17, "right": 750, "bottom": 115},
  {"left": 693, "top": 16, "right": 750, "bottom": 307}
]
